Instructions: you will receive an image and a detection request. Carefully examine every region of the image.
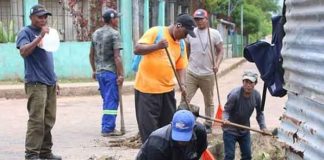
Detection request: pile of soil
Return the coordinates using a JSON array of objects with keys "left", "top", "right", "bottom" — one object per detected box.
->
[
  {"left": 108, "top": 134, "right": 142, "bottom": 149},
  {"left": 207, "top": 132, "right": 286, "bottom": 160},
  {"left": 88, "top": 155, "right": 117, "bottom": 160}
]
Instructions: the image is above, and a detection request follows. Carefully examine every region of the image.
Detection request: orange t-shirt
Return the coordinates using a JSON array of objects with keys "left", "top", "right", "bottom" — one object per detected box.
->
[{"left": 134, "top": 26, "right": 188, "bottom": 94}]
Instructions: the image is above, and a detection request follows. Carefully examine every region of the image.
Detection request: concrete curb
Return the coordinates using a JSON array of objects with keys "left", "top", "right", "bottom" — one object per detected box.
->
[
  {"left": 0, "top": 58, "right": 246, "bottom": 99},
  {"left": 0, "top": 83, "right": 135, "bottom": 99},
  {"left": 217, "top": 58, "right": 246, "bottom": 78}
]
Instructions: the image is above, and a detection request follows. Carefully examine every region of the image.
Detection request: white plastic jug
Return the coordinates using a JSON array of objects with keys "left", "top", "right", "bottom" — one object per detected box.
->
[{"left": 41, "top": 28, "right": 60, "bottom": 52}]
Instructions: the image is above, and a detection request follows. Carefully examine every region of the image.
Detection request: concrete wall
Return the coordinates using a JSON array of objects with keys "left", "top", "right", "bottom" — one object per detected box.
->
[{"left": 0, "top": 42, "right": 93, "bottom": 81}]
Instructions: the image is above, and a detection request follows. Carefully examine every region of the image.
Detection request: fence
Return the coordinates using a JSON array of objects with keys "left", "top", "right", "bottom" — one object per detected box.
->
[
  {"left": 0, "top": 0, "right": 99, "bottom": 42},
  {"left": 0, "top": 0, "right": 23, "bottom": 43}
]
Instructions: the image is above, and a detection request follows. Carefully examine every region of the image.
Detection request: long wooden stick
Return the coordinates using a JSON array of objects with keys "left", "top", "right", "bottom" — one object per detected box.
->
[
  {"left": 207, "top": 24, "right": 221, "bottom": 106},
  {"left": 164, "top": 47, "right": 192, "bottom": 111},
  {"left": 198, "top": 115, "right": 272, "bottom": 136},
  {"left": 118, "top": 86, "right": 125, "bottom": 135}
]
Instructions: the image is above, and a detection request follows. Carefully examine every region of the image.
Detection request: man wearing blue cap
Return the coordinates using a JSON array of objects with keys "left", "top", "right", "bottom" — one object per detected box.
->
[
  {"left": 16, "top": 4, "right": 61, "bottom": 160},
  {"left": 89, "top": 8, "right": 124, "bottom": 137},
  {"left": 136, "top": 110, "right": 207, "bottom": 160}
]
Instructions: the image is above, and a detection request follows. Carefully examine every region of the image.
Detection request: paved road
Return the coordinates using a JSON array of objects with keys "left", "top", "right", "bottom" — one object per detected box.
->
[{"left": 0, "top": 61, "right": 287, "bottom": 160}]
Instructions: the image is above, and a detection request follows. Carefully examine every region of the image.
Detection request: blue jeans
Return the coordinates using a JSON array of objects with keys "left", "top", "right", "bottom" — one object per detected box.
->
[
  {"left": 223, "top": 131, "right": 252, "bottom": 160},
  {"left": 96, "top": 71, "right": 119, "bottom": 133}
]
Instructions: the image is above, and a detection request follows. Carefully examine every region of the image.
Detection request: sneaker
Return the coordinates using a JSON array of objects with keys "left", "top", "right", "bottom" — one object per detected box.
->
[
  {"left": 101, "top": 129, "right": 124, "bottom": 137},
  {"left": 39, "top": 153, "right": 62, "bottom": 160},
  {"left": 205, "top": 125, "right": 212, "bottom": 134}
]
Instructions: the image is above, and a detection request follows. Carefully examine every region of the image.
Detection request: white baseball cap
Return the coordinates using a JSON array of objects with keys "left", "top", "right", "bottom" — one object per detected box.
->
[{"left": 242, "top": 71, "right": 258, "bottom": 83}]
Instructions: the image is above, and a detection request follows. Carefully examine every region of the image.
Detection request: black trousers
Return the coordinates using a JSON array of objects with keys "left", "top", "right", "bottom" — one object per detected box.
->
[{"left": 135, "top": 89, "right": 176, "bottom": 143}]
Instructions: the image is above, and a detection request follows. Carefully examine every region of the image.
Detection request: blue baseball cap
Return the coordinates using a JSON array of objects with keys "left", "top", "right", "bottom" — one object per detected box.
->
[{"left": 171, "top": 110, "right": 195, "bottom": 142}]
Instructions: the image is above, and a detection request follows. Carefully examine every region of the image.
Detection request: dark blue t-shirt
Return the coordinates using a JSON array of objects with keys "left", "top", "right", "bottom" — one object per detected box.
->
[{"left": 16, "top": 25, "right": 56, "bottom": 85}]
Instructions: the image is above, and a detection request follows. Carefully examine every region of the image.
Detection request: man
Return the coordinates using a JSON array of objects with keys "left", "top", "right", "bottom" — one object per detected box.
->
[
  {"left": 222, "top": 71, "right": 268, "bottom": 160},
  {"left": 89, "top": 9, "right": 124, "bottom": 137},
  {"left": 183, "top": 9, "right": 224, "bottom": 133},
  {"left": 16, "top": 4, "right": 61, "bottom": 160},
  {"left": 136, "top": 110, "right": 207, "bottom": 160},
  {"left": 133, "top": 14, "right": 196, "bottom": 142}
]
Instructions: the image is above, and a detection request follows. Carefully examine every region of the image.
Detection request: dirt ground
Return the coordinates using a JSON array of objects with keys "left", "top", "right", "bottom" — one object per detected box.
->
[
  {"left": 207, "top": 131, "right": 286, "bottom": 160},
  {"left": 0, "top": 62, "right": 287, "bottom": 159},
  {"left": 100, "top": 129, "right": 286, "bottom": 160}
]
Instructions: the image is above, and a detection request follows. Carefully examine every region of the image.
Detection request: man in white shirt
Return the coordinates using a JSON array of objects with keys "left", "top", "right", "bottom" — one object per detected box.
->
[{"left": 183, "top": 9, "right": 224, "bottom": 133}]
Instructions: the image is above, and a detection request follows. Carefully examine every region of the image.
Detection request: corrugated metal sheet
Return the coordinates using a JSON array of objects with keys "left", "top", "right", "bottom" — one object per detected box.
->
[{"left": 279, "top": 0, "right": 324, "bottom": 159}]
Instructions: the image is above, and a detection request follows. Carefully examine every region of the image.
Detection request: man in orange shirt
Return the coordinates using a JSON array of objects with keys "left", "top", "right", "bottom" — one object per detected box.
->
[{"left": 134, "top": 14, "right": 196, "bottom": 142}]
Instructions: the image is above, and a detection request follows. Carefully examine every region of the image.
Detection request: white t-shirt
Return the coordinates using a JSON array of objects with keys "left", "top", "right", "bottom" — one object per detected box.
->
[{"left": 187, "top": 28, "right": 223, "bottom": 76}]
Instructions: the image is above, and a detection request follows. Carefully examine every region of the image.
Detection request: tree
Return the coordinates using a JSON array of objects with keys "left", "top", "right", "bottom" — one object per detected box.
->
[{"left": 205, "top": 0, "right": 279, "bottom": 38}]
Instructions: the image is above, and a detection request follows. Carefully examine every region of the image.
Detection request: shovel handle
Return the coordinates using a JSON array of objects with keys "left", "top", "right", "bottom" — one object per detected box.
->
[
  {"left": 164, "top": 47, "right": 192, "bottom": 110},
  {"left": 207, "top": 24, "right": 221, "bottom": 105},
  {"left": 118, "top": 86, "right": 125, "bottom": 134},
  {"left": 198, "top": 115, "right": 272, "bottom": 136}
]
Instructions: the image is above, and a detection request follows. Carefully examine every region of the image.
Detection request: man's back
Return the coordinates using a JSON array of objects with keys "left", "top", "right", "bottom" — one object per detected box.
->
[
  {"left": 136, "top": 123, "right": 207, "bottom": 160},
  {"left": 92, "top": 25, "right": 121, "bottom": 73}
]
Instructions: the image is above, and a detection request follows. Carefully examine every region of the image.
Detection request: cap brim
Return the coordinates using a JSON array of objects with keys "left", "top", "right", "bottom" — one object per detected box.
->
[
  {"left": 34, "top": 11, "right": 52, "bottom": 16},
  {"left": 172, "top": 129, "right": 193, "bottom": 142},
  {"left": 194, "top": 16, "right": 205, "bottom": 19},
  {"left": 242, "top": 76, "right": 256, "bottom": 82},
  {"left": 187, "top": 30, "right": 196, "bottom": 38}
]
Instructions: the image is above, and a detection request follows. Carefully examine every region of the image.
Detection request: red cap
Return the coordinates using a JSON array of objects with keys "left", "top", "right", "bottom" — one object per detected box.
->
[{"left": 193, "top": 9, "right": 208, "bottom": 18}]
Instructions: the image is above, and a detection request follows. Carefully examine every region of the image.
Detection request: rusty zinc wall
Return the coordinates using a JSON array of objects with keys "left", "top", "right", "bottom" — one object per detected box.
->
[{"left": 278, "top": 0, "right": 324, "bottom": 159}]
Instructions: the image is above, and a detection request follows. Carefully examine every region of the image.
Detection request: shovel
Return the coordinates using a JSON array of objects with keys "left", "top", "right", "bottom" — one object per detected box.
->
[{"left": 206, "top": 24, "right": 223, "bottom": 124}]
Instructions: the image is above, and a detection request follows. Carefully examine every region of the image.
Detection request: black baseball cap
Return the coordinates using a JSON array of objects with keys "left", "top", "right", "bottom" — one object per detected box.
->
[
  {"left": 176, "top": 14, "right": 196, "bottom": 37},
  {"left": 30, "top": 4, "right": 52, "bottom": 16},
  {"left": 103, "top": 9, "right": 121, "bottom": 22}
]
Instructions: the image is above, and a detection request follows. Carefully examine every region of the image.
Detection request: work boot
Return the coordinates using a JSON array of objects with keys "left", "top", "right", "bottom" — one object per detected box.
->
[
  {"left": 101, "top": 129, "right": 124, "bottom": 137},
  {"left": 39, "top": 153, "right": 62, "bottom": 160},
  {"left": 25, "top": 154, "right": 40, "bottom": 160}
]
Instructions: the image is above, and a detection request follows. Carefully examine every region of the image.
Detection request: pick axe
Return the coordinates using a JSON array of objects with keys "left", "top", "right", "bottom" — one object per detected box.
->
[
  {"left": 118, "top": 86, "right": 126, "bottom": 135},
  {"left": 164, "top": 47, "right": 197, "bottom": 113}
]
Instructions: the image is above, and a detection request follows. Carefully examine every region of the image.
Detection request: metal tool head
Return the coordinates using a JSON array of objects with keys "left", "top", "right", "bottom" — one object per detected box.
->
[{"left": 177, "top": 103, "right": 200, "bottom": 117}]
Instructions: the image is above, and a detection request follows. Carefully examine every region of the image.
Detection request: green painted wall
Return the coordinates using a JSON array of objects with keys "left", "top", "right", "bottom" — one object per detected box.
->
[
  {"left": 143, "top": 0, "right": 149, "bottom": 31},
  {"left": 120, "top": 0, "right": 134, "bottom": 77},
  {"left": 0, "top": 42, "right": 94, "bottom": 81},
  {"left": 0, "top": 43, "right": 24, "bottom": 80},
  {"left": 24, "top": 0, "right": 38, "bottom": 26},
  {"left": 158, "top": 0, "right": 166, "bottom": 26},
  {"left": 53, "top": 42, "right": 92, "bottom": 79},
  {"left": 0, "top": 0, "right": 135, "bottom": 81},
  {"left": 0, "top": 41, "right": 135, "bottom": 81}
]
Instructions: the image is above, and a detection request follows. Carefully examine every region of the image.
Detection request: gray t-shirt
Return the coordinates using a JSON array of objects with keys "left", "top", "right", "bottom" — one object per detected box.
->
[
  {"left": 222, "top": 87, "right": 266, "bottom": 136},
  {"left": 187, "top": 28, "right": 223, "bottom": 76},
  {"left": 92, "top": 25, "right": 122, "bottom": 73}
]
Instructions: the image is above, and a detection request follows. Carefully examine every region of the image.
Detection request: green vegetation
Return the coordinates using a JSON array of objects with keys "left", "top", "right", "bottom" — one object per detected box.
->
[
  {"left": 0, "top": 20, "right": 16, "bottom": 43},
  {"left": 206, "top": 0, "right": 280, "bottom": 42}
]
